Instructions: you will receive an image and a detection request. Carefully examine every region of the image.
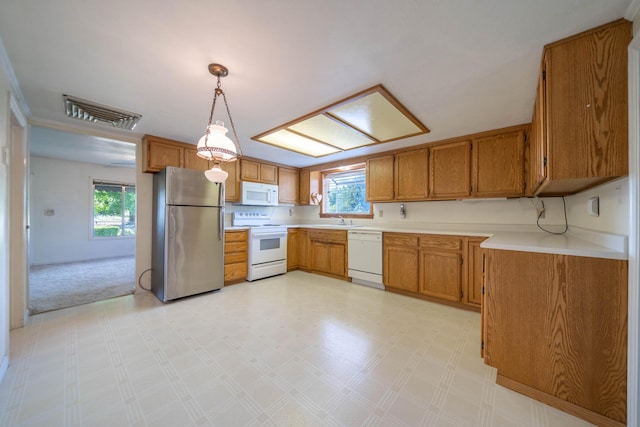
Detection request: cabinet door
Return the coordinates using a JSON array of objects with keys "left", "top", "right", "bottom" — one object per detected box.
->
[
  {"left": 240, "top": 159, "right": 260, "bottom": 182},
  {"left": 383, "top": 238, "right": 419, "bottom": 292},
  {"left": 221, "top": 160, "right": 240, "bottom": 202},
  {"left": 429, "top": 141, "right": 471, "bottom": 199},
  {"left": 278, "top": 167, "right": 299, "bottom": 204},
  {"left": 260, "top": 163, "right": 278, "bottom": 185},
  {"left": 465, "top": 238, "right": 486, "bottom": 307},
  {"left": 484, "top": 249, "right": 627, "bottom": 424},
  {"left": 366, "top": 155, "right": 394, "bottom": 201},
  {"left": 299, "top": 170, "right": 310, "bottom": 205},
  {"left": 527, "top": 63, "right": 548, "bottom": 196},
  {"left": 298, "top": 229, "right": 308, "bottom": 269},
  {"left": 311, "top": 242, "right": 345, "bottom": 277},
  {"left": 395, "top": 148, "right": 429, "bottom": 200},
  {"left": 145, "top": 139, "right": 183, "bottom": 172},
  {"left": 544, "top": 20, "right": 630, "bottom": 191},
  {"left": 183, "top": 147, "right": 210, "bottom": 172},
  {"left": 287, "top": 229, "right": 299, "bottom": 270},
  {"left": 472, "top": 131, "right": 524, "bottom": 197},
  {"left": 419, "top": 250, "right": 462, "bottom": 302}
]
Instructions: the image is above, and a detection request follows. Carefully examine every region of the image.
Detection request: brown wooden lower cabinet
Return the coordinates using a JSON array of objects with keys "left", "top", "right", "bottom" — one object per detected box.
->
[
  {"left": 287, "top": 228, "right": 309, "bottom": 271},
  {"left": 483, "top": 249, "right": 627, "bottom": 427},
  {"left": 383, "top": 232, "right": 483, "bottom": 310},
  {"left": 308, "top": 229, "right": 347, "bottom": 280},
  {"left": 224, "top": 230, "right": 248, "bottom": 284},
  {"left": 383, "top": 233, "right": 419, "bottom": 292}
]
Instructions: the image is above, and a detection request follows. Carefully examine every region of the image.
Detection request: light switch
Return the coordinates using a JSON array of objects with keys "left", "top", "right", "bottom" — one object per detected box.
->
[{"left": 587, "top": 197, "right": 599, "bottom": 217}]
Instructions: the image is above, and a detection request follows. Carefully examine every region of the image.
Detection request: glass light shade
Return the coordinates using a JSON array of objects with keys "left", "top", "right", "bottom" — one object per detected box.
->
[
  {"left": 197, "top": 120, "right": 238, "bottom": 161},
  {"left": 204, "top": 163, "right": 228, "bottom": 183}
]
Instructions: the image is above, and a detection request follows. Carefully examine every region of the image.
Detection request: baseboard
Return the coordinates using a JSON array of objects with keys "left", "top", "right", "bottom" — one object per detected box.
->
[
  {"left": 0, "top": 355, "right": 8, "bottom": 384},
  {"left": 496, "top": 374, "right": 625, "bottom": 427}
]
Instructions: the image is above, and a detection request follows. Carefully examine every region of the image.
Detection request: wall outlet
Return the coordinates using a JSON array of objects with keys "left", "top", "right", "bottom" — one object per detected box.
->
[
  {"left": 537, "top": 207, "right": 545, "bottom": 219},
  {"left": 378, "top": 209, "right": 383, "bottom": 218},
  {"left": 587, "top": 197, "right": 599, "bottom": 217}
]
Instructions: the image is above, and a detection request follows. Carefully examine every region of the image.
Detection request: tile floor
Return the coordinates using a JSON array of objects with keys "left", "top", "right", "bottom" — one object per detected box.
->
[{"left": 0, "top": 271, "right": 592, "bottom": 426}]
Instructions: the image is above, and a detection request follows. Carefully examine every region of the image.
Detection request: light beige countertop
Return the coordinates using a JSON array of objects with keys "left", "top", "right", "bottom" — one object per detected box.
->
[{"left": 225, "top": 222, "right": 628, "bottom": 260}]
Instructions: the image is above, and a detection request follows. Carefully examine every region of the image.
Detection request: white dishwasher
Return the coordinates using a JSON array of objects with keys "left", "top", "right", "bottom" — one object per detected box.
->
[{"left": 347, "top": 230, "right": 384, "bottom": 290}]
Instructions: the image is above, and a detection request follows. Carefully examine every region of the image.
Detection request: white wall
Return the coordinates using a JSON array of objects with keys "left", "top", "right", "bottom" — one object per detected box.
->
[
  {"left": 565, "top": 178, "right": 629, "bottom": 235},
  {"left": 30, "top": 156, "right": 135, "bottom": 265},
  {"left": 264, "top": 196, "right": 567, "bottom": 230}
]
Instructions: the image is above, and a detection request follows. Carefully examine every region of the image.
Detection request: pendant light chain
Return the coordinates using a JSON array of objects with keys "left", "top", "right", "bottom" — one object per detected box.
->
[{"left": 220, "top": 89, "right": 243, "bottom": 157}]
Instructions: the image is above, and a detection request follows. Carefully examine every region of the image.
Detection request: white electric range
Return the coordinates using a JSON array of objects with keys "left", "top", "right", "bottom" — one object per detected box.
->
[{"left": 232, "top": 212, "right": 288, "bottom": 281}]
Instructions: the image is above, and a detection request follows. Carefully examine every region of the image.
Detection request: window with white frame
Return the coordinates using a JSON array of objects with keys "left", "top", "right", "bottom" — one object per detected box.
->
[
  {"left": 92, "top": 180, "right": 136, "bottom": 238},
  {"left": 322, "top": 165, "right": 371, "bottom": 217}
]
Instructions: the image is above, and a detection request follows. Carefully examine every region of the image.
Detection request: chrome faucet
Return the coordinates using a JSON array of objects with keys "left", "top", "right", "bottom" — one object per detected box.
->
[{"left": 338, "top": 215, "right": 346, "bottom": 225}]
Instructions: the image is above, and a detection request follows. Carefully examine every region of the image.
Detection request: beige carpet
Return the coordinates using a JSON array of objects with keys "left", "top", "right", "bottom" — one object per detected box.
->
[{"left": 29, "top": 256, "right": 135, "bottom": 314}]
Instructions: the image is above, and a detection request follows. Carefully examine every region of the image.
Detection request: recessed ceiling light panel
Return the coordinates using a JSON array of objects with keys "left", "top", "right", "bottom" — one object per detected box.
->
[
  {"left": 258, "top": 129, "right": 340, "bottom": 157},
  {"left": 252, "top": 84, "right": 429, "bottom": 157}
]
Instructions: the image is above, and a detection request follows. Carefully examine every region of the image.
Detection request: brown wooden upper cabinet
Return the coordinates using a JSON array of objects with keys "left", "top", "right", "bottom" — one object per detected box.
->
[
  {"left": 299, "top": 169, "right": 322, "bottom": 205},
  {"left": 278, "top": 166, "right": 299, "bottom": 205},
  {"left": 529, "top": 19, "right": 631, "bottom": 196},
  {"left": 240, "top": 159, "right": 278, "bottom": 184},
  {"left": 471, "top": 130, "right": 525, "bottom": 198},
  {"left": 395, "top": 148, "right": 429, "bottom": 200},
  {"left": 366, "top": 154, "right": 395, "bottom": 201},
  {"left": 221, "top": 160, "right": 240, "bottom": 203},
  {"left": 429, "top": 140, "right": 471, "bottom": 199},
  {"left": 143, "top": 135, "right": 190, "bottom": 172}
]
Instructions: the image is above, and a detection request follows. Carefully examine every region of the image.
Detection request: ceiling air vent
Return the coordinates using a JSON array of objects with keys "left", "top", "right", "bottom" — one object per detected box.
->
[{"left": 63, "top": 95, "right": 142, "bottom": 130}]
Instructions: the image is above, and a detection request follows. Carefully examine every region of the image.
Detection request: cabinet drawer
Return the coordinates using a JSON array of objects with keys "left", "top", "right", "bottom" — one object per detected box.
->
[
  {"left": 224, "top": 262, "right": 248, "bottom": 282},
  {"left": 308, "top": 230, "right": 347, "bottom": 243},
  {"left": 384, "top": 233, "right": 418, "bottom": 247},
  {"left": 419, "top": 235, "right": 462, "bottom": 251},
  {"left": 225, "top": 230, "right": 248, "bottom": 243},
  {"left": 225, "top": 241, "right": 247, "bottom": 254},
  {"left": 224, "top": 252, "right": 247, "bottom": 264}
]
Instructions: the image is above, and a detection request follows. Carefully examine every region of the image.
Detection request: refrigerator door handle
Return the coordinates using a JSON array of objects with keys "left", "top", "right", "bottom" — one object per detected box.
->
[
  {"left": 219, "top": 207, "right": 224, "bottom": 241},
  {"left": 218, "top": 182, "right": 224, "bottom": 207}
]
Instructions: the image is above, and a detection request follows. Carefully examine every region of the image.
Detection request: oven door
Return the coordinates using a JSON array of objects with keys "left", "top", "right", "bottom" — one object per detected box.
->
[{"left": 249, "top": 230, "right": 287, "bottom": 265}]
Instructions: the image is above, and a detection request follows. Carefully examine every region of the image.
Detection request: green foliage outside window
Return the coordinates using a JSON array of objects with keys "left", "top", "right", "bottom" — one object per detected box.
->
[
  {"left": 93, "top": 182, "right": 136, "bottom": 237},
  {"left": 324, "top": 167, "right": 370, "bottom": 215}
]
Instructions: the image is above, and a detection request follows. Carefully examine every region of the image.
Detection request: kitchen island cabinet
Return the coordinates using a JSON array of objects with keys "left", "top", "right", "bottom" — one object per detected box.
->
[
  {"left": 224, "top": 229, "right": 248, "bottom": 284},
  {"left": 483, "top": 248, "right": 627, "bottom": 426}
]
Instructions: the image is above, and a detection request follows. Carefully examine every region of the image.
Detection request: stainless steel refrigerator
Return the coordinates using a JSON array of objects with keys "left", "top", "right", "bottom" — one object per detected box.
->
[{"left": 151, "top": 166, "right": 224, "bottom": 302}]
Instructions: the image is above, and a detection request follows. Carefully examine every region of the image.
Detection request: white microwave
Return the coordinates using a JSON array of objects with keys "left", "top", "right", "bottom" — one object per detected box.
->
[{"left": 240, "top": 181, "right": 279, "bottom": 206}]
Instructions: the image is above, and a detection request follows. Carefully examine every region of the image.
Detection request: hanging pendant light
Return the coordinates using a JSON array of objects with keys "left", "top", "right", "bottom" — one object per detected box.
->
[{"left": 197, "top": 63, "right": 243, "bottom": 182}]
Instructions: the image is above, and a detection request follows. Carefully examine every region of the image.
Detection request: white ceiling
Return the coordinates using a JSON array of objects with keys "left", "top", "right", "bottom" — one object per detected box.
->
[{"left": 0, "top": 0, "right": 633, "bottom": 168}]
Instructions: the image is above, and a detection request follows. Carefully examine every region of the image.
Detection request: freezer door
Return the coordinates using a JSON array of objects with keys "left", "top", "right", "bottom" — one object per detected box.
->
[
  {"left": 165, "top": 166, "right": 222, "bottom": 207},
  {"left": 165, "top": 205, "right": 224, "bottom": 300}
]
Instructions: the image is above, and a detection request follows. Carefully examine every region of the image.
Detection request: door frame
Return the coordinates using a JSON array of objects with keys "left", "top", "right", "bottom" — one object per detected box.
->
[{"left": 8, "top": 93, "right": 27, "bottom": 329}]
